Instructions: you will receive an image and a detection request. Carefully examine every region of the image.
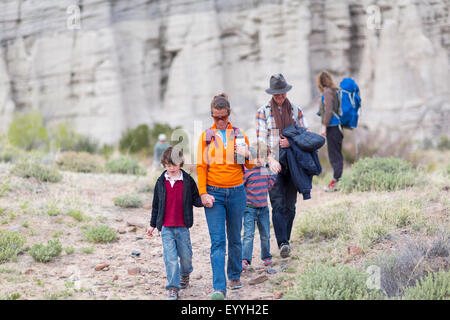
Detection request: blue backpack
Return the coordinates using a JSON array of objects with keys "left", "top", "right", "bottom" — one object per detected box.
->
[{"left": 336, "top": 78, "right": 361, "bottom": 129}]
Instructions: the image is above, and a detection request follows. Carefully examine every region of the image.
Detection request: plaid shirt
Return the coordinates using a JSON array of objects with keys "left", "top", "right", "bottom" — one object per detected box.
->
[{"left": 256, "top": 100, "right": 308, "bottom": 159}]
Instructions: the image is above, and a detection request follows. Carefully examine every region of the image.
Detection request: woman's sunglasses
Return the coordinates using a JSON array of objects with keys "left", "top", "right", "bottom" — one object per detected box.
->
[{"left": 211, "top": 113, "right": 229, "bottom": 121}]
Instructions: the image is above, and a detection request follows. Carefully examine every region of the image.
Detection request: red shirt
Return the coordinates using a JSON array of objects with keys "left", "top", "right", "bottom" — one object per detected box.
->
[{"left": 162, "top": 179, "right": 185, "bottom": 227}]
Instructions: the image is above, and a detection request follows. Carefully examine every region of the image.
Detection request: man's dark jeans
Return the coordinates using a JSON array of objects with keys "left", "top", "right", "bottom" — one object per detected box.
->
[{"left": 268, "top": 168, "right": 298, "bottom": 249}]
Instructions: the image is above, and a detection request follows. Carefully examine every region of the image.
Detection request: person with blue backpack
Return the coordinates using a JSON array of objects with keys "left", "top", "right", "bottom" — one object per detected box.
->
[{"left": 317, "top": 71, "right": 361, "bottom": 192}]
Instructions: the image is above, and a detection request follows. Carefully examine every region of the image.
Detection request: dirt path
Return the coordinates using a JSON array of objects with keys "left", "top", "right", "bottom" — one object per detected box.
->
[{"left": 0, "top": 163, "right": 331, "bottom": 300}]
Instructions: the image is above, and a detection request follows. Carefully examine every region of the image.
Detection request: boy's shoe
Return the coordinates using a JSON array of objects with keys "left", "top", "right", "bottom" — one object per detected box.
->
[
  {"left": 229, "top": 279, "right": 242, "bottom": 290},
  {"left": 280, "top": 244, "right": 290, "bottom": 258},
  {"left": 180, "top": 276, "right": 189, "bottom": 289},
  {"left": 324, "top": 179, "right": 338, "bottom": 192},
  {"left": 211, "top": 291, "right": 226, "bottom": 300},
  {"left": 263, "top": 258, "right": 273, "bottom": 267},
  {"left": 242, "top": 260, "right": 249, "bottom": 272},
  {"left": 167, "top": 289, "right": 178, "bottom": 300}
]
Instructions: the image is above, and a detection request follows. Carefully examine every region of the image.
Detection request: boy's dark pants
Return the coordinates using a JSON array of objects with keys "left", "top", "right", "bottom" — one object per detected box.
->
[{"left": 326, "top": 126, "right": 344, "bottom": 181}]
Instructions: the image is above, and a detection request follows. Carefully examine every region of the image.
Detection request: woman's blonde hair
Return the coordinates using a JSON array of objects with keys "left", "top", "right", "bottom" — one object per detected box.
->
[
  {"left": 210, "top": 93, "right": 231, "bottom": 115},
  {"left": 317, "top": 71, "right": 337, "bottom": 93}
]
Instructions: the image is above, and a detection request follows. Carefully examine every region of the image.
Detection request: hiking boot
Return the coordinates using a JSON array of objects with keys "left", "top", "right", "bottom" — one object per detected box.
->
[
  {"left": 211, "top": 291, "right": 226, "bottom": 300},
  {"left": 242, "top": 260, "right": 249, "bottom": 272},
  {"left": 280, "top": 244, "right": 290, "bottom": 258},
  {"left": 263, "top": 258, "right": 273, "bottom": 267},
  {"left": 167, "top": 289, "right": 178, "bottom": 300},
  {"left": 229, "top": 279, "right": 242, "bottom": 290},
  {"left": 180, "top": 275, "right": 189, "bottom": 289},
  {"left": 324, "top": 179, "right": 338, "bottom": 192}
]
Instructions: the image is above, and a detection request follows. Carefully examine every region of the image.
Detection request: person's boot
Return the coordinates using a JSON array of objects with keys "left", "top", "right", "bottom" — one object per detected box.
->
[
  {"left": 324, "top": 179, "right": 338, "bottom": 192},
  {"left": 280, "top": 244, "right": 290, "bottom": 258}
]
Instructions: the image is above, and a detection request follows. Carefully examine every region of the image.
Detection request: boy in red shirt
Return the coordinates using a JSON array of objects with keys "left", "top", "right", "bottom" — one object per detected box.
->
[{"left": 147, "top": 147, "right": 203, "bottom": 300}]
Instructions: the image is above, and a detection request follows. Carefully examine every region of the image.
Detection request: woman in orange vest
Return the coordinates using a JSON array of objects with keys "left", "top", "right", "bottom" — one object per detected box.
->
[{"left": 197, "top": 93, "right": 254, "bottom": 300}]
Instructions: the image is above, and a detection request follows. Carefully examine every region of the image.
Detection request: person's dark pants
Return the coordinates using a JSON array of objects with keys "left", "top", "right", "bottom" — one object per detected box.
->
[
  {"left": 268, "top": 169, "right": 298, "bottom": 249},
  {"left": 326, "top": 126, "right": 344, "bottom": 181}
]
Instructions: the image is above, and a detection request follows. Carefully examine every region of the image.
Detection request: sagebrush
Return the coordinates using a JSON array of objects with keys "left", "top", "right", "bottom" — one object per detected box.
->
[
  {"left": 83, "top": 225, "right": 117, "bottom": 243},
  {"left": 29, "top": 239, "right": 63, "bottom": 263}
]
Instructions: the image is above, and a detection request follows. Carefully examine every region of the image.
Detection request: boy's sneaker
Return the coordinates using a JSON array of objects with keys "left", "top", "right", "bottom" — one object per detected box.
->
[
  {"left": 280, "top": 244, "right": 290, "bottom": 258},
  {"left": 263, "top": 258, "right": 273, "bottom": 267},
  {"left": 229, "top": 279, "right": 242, "bottom": 290},
  {"left": 180, "top": 276, "right": 189, "bottom": 289},
  {"left": 242, "top": 260, "right": 249, "bottom": 272},
  {"left": 167, "top": 289, "right": 178, "bottom": 300},
  {"left": 324, "top": 179, "right": 338, "bottom": 192},
  {"left": 211, "top": 291, "right": 226, "bottom": 300}
]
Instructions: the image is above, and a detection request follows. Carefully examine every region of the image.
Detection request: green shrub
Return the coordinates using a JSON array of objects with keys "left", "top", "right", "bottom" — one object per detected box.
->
[
  {"left": 66, "top": 209, "right": 87, "bottom": 222},
  {"left": 296, "top": 203, "right": 351, "bottom": 240},
  {"left": 402, "top": 270, "right": 450, "bottom": 300},
  {"left": 64, "top": 247, "right": 75, "bottom": 255},
  {"left": 138, "top": 183, "right": 154, "bottom": 193},
  {"left": 437, "top": 136, "right": 450, "bottom": 151},
  {"left": 11, "top": 162, "right": 62, "bottom": 183},
  {"left": 83, "top": 225, "right": 117, "bottom": 243},
  {"left": 81, "top": 246, "right": 95, "bottom": 254},
  {"left": 338, "top": 157, "right": 416, "bottom": 193},
  {"left": 105, "top": 157, "right": 146, "bottom": 176},
  {"left": 0, "top": 144, "right": 24, "bottom": 163},
  {"left": 119, "top": 124, "right": 151, "bottom": 154},
  {"left": 56, "top": 151, "right": 104, "bottom": 173},
  {"left": 71, "top": 135, "right": 99, "bottom": 154},
  {"left": 295, "top": 198, "right": 426, "bottom": 250},
  {"left": 285, "top": 264, "right": 384, "bottom": 300},
  {"left": 113, "top": 194, "right": 143, "bottom": 208},
  {"left": 3, "top": 292, "right": 21, "bottom": 300},
  {"left": 29, "top": 239, "right": 62, "bottom": 263},
  {"left": 49, "top": 121, "right": 80, "bottom": 152},
  {"left": 7, "top": 110, "right": 49, "bottom": 151},
  {"left": 0, "top": 231, "right": 26, "bottom": 264},
  {"left": 100, "top": 144, "right": 115, "bottom": 160},
  {"left": 45, "top": 202, "right": 62, "bottom": 216}
]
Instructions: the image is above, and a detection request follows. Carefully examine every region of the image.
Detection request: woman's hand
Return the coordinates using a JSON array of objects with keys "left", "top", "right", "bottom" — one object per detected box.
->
[{"left": 201, "top": 193, "right": 215, "bottom": 208}]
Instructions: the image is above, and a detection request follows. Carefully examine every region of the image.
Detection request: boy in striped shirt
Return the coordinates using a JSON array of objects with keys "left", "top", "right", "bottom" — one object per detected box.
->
[{"left": 242, "top": 158, "right": 277, "bottom": 271}]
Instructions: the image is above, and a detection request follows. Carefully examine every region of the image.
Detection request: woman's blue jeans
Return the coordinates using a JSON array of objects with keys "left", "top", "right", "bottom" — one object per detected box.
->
[{"left": 204, "top": 184, "right": 246, "bottom": 294}]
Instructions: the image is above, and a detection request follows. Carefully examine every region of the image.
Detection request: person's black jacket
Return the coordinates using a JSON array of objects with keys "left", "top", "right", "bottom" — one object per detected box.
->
[
  {"left": 149, "top": 169, "right": 203, "bottom": 231},
  {"left": 281, "top": 124, "right": 323, "bottom": 200}
]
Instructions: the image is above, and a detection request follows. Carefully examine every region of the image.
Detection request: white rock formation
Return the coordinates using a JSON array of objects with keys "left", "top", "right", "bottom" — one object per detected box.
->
[{"left": 0, "top": 0, "right": 448, "bottom": 146}]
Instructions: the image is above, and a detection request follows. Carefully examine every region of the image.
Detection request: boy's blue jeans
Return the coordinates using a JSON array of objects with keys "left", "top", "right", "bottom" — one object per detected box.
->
[
  {"left": 242, "top": 205, "right": 272, "bottom": 264},
  {"left": 204, "top": 184, "right": 246, "bottom": 294},
  {"left": 161, "top": 226, "right": 193, "bottom": 291}
]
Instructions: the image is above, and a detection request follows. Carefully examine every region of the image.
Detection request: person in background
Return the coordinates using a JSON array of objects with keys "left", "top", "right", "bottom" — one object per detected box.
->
[
  {"left": 147, "top": 146, "right": 203, "bottom": 300},
  {"left": 153, "top": 133, "right": 169, "bottom": 170},
  {"left": 317, "top": 70, "right": 343, "bottom": 192}
]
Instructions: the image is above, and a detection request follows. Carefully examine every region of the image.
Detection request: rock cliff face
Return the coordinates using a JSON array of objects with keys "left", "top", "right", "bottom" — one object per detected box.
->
[{"left": 0, "top": 0, "right": 448, "bottom": 145}]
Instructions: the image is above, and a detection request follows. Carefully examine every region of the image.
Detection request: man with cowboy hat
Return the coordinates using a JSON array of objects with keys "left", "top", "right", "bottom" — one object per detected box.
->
[{"left": 255, "top": 73, "right": 309, "bottom": 258}]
